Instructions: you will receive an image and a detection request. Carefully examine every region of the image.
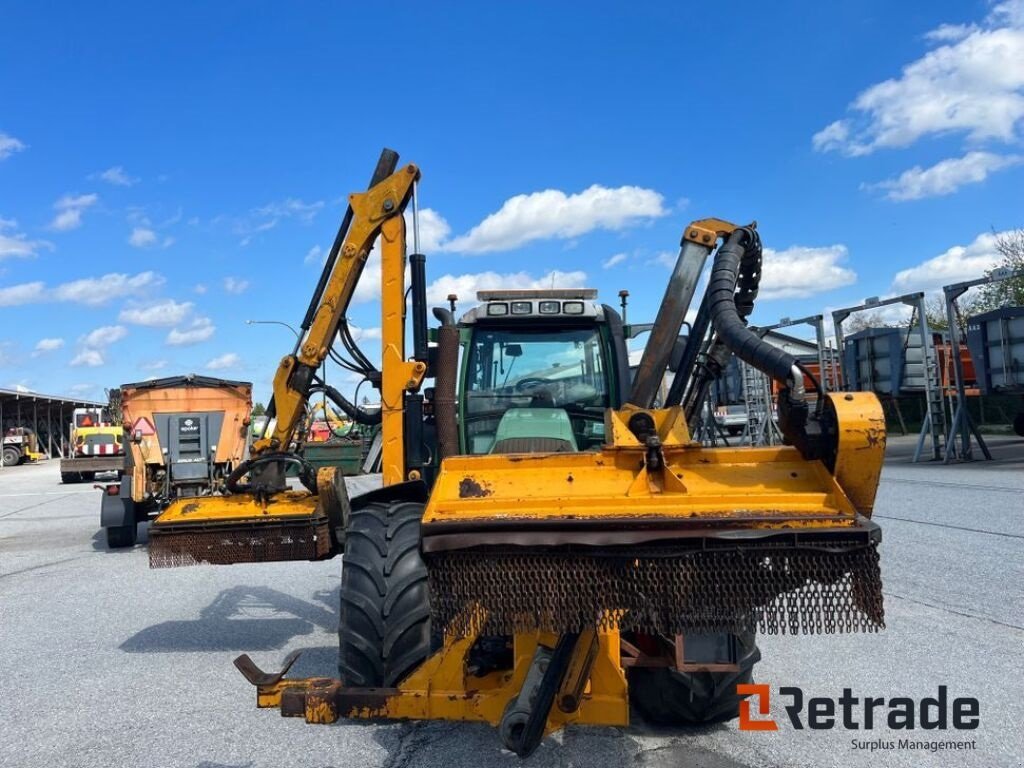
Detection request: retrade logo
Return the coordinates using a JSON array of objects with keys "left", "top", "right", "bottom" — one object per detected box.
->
[
  {"left": 737, "top": 685, "right": 979, "bottom": 732},
  {"left": 738, "top": 684, "right": 778, "bottom": 731}
]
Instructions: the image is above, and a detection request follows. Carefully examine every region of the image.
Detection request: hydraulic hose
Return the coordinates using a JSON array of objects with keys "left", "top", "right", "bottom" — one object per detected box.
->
[
  {"left": 312, "top": 383, "right": 382, "bottom": 426},
  {"left": 707, "top": 228, "right": 805, "bottom": 400},
  {"left": 225, "top": 452, "right": 318, "bottom": 495}
]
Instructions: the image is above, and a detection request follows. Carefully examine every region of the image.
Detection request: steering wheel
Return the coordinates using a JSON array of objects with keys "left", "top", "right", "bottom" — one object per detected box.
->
[{"left": 514, "top": 376, "right": 555, "bottom": 392}]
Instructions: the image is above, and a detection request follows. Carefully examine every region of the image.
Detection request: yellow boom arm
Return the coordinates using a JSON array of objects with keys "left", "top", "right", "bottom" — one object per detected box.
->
[{"left": 258, "top": 158, "right": 423, "bottom": 485}]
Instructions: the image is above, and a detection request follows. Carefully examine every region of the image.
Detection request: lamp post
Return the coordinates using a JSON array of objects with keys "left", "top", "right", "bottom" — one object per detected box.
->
[{"left": 245, "top": 319, "right": 301, "bottom": 339}]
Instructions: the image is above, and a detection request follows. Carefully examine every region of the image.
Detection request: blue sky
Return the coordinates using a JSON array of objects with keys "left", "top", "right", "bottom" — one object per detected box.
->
[{"left": 2, "top": 1, "right": 1022, "bottom": 403}]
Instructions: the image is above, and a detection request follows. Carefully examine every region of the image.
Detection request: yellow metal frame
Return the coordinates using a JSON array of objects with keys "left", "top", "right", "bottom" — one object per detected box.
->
[
  {"left": 260, "top": 164, "right": 422, "bottom": 486},
  {"left": 248, "top": 627, "right": 629, "bottom": 729}
]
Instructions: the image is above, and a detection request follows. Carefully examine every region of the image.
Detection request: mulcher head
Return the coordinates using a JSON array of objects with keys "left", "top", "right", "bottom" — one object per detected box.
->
[
  {"left": 426, "top": 531, "right": 883, "bottom": 637},
  {"left": 419, "top": 404, "right": 887, "bottom": 638},
  {"left": 147, "top": 468, "right": 348, "bottom": 567}
]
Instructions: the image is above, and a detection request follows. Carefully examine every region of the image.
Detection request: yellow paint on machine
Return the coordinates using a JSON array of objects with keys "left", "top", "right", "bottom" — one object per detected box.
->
[
  {"left": 155, "top": 490, "right": 321, "bottom": 525},
  {"left": 251, "top": 629, "right": 629, "bottom": 728},
  {"left": 422, "top": 392, "right": 885, "bottom": 530}
]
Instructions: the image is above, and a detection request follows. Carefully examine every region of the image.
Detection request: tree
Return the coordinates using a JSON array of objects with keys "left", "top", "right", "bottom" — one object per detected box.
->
[
  {"left": 844, "top": 310, "right": 904, "bottom": 333},
  {"left": 922, "top": 229, "right": 1024, "bottom": 334},
  {"left": 925, "top": 293, "right": 988, "bottom": 335},
  {"left": 979, "top": 228, "right": 1024, "bottom": 308},
  {"left": 252, "top": 402, "right": 266, "bottom": 416}
]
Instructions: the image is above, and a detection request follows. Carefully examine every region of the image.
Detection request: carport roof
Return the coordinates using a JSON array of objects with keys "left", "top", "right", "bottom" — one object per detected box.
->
[{"left": 0, "top": 387, "right": 104, "bottom": 409}]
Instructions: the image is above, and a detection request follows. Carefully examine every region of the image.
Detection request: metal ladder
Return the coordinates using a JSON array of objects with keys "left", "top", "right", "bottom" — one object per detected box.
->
[
  {"left": 740, "top": 361, "right": 782, "bottom": 446},
  {"left": 912, "top": 319, "right": 947, "bottom": 462},
  {"left": 821, "top": 344, "right": 842, "bottom": 392}
]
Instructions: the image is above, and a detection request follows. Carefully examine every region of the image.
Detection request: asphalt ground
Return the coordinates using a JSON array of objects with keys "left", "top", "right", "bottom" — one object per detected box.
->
[{"left": 1, "top": 435, "right": 1022, "bottom": 768}]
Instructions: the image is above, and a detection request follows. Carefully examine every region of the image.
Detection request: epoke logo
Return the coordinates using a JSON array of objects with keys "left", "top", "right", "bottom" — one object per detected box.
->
[{"left": 180, "top": 418, "right": 199, "bottom": 432}]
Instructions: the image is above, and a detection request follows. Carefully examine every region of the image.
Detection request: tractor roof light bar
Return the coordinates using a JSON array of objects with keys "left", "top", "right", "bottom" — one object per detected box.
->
[
  {"left": 830, "top": 292, "right": 944, "bottom": 463},
  {"left": 941, "top": 267, "right": 1024, "bottom": 464}
]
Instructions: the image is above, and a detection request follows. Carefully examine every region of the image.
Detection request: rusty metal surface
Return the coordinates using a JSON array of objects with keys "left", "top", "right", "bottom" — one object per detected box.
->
[
  {"left": 427, "top": 539, "right": 884, "bottom": 638},
  {"left": 421, "top": 513, "right": 872, "bottom": 552},
  {"left": 234, "top": 651, "right": 302, "bottom": 687},
  {"left": 148, "top": 519, "right": 331, "bottom": 567}
]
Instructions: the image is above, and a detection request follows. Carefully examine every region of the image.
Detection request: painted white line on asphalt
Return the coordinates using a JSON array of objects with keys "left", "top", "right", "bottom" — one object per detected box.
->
[{"left": 0, "top": 490, "right": 99, "bottom": 498}]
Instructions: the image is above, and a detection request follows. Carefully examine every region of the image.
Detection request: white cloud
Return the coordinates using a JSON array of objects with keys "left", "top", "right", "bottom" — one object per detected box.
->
[
  {"left": 441, "top": 185, "right": 667, "bottom": 253},
  {"left": 253, "top": 198, "right": 324, "bottom": 223},
  {"left": 0, "top": 218, "right": 54, "bottom": 260},
  {"left": 649, "top": 251, "right": 678, "bottom": 269},
  {"left": 892, "top": 230, "right": 1009, "bottom": 292},
  {"left": 349, "top": 326, "right": 382, "bottom": 342},
  {"left": 811, "top": 120, "right": 851, "bottom": 153},
  {"left": 95, "top": 166, "right": 138, "bottom": 186},
  {"left": 304, "top": 245, "right": 324, "bottom": 265},
  {"left": 813, "top": 3, "right": 1024, "bottom": 155},
  {"left": 69, "top": 383, "right": 96, "bottom": 395},
  {"left": 425, "top": 269, "right": 588, "bottom": 304},
  {"left": 82, "top": 325, "right": 128, "bottom": 348},
  {"left": 50, "top": 193, "right": 99, "bottom": 231},
  {"left": 0, "top": 132, "right": 27, "bottom": 160},
  {"left": 12, "top": 383, "right": 34, "bottom": 393},
  {"left": 352, "top": 248, "right": 386, "bottom": 303},
  {"left": 193, "top": 283, "right": 208, "bottom": 294},
  {"left": 0, "top": 281, "right": 45, "bottom": 306},
  {"left": 119, "top": 299, "right": 193, "bottom": 327},
  {"left": 867, "top": 151, "right": 1022, "bottom": 200},
  {"left": 1, "top": 272, "right": 164, "bottom": 308},
  {"left": 166, "top": 317, "right": 215, "bottom": 346},
  {"left": 206, "top": 352, "right": 240, "bottom": 370},
  {"left": 405, "top": 208, "right": 451, "bottom": 252},
  {"left": 32, "top": 338, "right": 65, "bottom": 356},
  {"left": 53, "top": 271, "right": 164, "bottom": 306},
  {"left": 140, "top": 359, "right": 168, "bottom": 371},
  {"left": 602, "top": 253, "right": 628, "bottom": 269},
  {"left": 759, "top": 245, "right": 857, "bottom": 299},
  {"left": 128, "top": 226, "right": 157, "bottom": 247},
  {"left": 70, "top": 349, "right": 104, "bottom": 367},
  {"left": 238, "top": 198, "right": 324, "bottom": 245},
  {"left": 223, "top": 276, "right": 249, "bottom": 294}
]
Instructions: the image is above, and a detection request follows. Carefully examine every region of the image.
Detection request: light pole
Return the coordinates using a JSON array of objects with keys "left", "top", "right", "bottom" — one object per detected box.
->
[
  {"left": 244, "top": 319, "right": 327, "bottom": 425},
  {"left": 245, "top": 319, "right": 301, "bottom": 339}
]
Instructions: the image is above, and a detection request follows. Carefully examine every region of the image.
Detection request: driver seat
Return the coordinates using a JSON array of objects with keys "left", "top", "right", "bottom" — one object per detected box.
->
[{"left": 490, "top": 408, "right": 578, "bottom": 454}]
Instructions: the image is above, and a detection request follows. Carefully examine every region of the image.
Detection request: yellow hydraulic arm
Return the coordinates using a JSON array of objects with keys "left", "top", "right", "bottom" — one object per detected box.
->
[{"left": 257, "top": 152, "right": 425, "bottom": 487}]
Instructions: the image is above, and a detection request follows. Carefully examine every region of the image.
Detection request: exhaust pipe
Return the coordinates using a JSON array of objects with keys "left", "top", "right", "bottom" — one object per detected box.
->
[{"left": 433, "top": 307, "right": 460, "bottom": 460}]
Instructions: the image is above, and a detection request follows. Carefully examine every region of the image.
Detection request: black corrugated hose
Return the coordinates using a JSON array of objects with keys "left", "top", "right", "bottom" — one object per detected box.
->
[{"left": 708, "top": 227, "right": 801, "bottom": 388}]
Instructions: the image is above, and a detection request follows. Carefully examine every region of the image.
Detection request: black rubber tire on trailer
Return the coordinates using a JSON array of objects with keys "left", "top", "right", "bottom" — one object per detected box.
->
[
  {"left": 627, "top": 631, "right": 761, "bottom": 726},
  {"left": 81, "top": 471, "right": 96, "bottom": 482},
  {"left": 338, "top": 501, "right": 432, "bottom": 687},
  {"left": 61, "top": 472, "right": 79, "bottom": 484},
  {"left": 105, "top": 523, "right": 137, "bottom": 549},
  {"left": 1013, "top": 411, "right": 1024, "bottom": 437},
  {"left": 3, "top": 447, "right": 20, "bottom": 467}
]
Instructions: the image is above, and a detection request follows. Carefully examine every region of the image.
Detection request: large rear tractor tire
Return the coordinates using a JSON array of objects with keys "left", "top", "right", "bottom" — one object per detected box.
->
[
  {"left": 105, "top": 523, "right": 137, "bottom": 549},
  {"left": 1013, "top": 411, "right": 1024, "bottom": 438},
  {"left": 338, "top": 501, "right": 432, "bottom": 687},
  {"left": 627, "top": 631, "right": 761, "bottom": 726}
]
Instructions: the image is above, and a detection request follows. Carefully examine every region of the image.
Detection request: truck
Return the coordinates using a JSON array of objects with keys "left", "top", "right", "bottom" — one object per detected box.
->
[
  {"left": 60, "top": 407, "right": 126, "bottom": 483},
  {"left": 2, "top": 427, "right": 44, "bottom": 466},
  {"left": 99, "top": 375, "right": 253, "bottom": 548}
]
